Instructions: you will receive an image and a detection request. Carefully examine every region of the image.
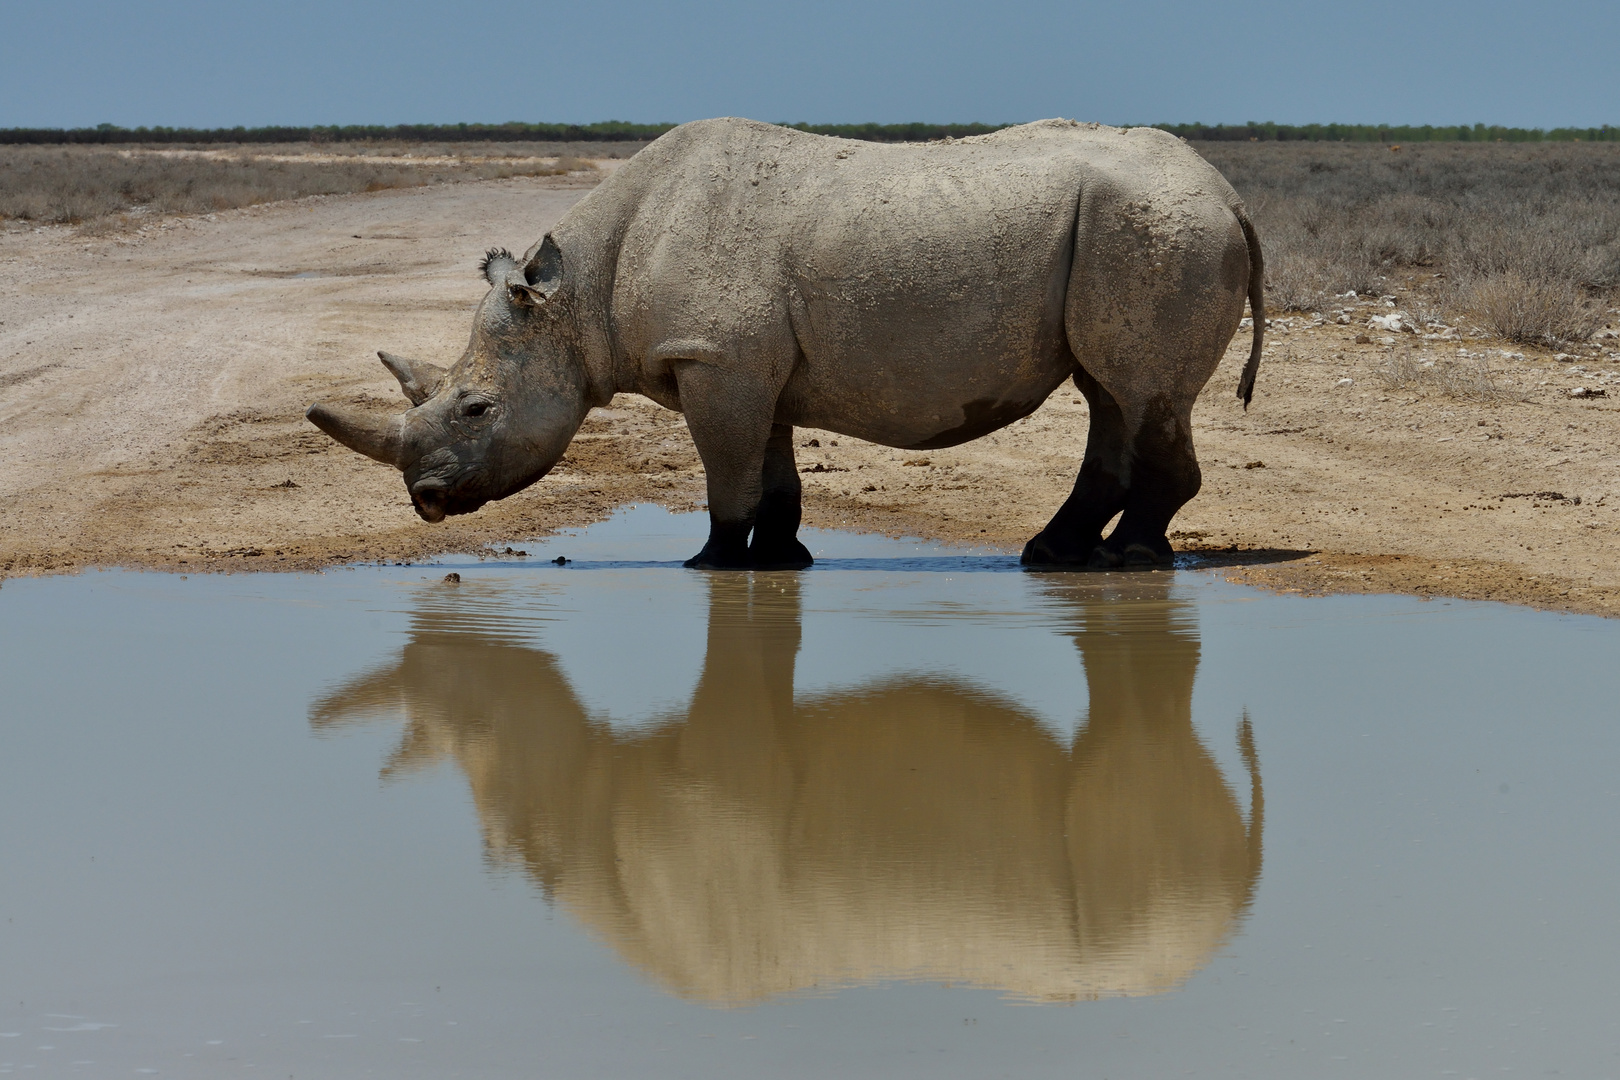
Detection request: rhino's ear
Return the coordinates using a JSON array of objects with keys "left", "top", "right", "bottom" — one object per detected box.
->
[
  {"left": 480, "top": 247, "right": 519, "bottom": 287},
  {"left": 522, "top": 234, "right": 565, "bottom": 297}
]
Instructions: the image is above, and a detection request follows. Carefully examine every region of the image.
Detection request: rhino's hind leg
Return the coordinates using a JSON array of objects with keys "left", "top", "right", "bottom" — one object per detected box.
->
[
  {"left": 1022, "top": 369, "right": 1129, "bottom": 568},
  {"left": 750, "top": 424, "right": 814, "bottom": 571},
  {"left": 1092, "top": 396, "right": 1201, "bottom": 569}
]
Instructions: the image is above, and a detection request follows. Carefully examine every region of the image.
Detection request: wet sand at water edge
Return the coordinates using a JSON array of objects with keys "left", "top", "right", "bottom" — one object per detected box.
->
[{"left": 1, "top": 170, "right": 1617, "bottom": 616}]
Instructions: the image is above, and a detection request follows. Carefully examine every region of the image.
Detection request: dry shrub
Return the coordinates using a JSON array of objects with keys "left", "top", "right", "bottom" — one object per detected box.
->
[
  {"left": 1457, "top": 270, "right": 1604, "bottom": 346},
  {"left": 1379, "top": 346, "right": 1522, "bottom": 402},
  {"left": 1199, "top": 141, "right": 1620, "bottom": 339}
]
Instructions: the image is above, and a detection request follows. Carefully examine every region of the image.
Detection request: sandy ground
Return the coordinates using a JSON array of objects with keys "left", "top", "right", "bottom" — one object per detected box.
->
[{"left": 2, "top": 173, "right": 1617, "bottom": 616}]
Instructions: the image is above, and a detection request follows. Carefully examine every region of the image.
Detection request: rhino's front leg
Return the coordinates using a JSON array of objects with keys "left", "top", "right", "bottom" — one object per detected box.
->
[{"left": 674, "top": 361, "right": 776, "bottom": 571}]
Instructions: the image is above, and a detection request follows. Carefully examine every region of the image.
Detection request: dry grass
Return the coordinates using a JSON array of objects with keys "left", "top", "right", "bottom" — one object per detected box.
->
[
  {"left": 0, "top": 143, "right": 601, "bottom": 227},
  {"left": 1378, "top": 345, "right": 1525, "bottom": 402},
  {"left": 1200, "top": 141, "right": 1620, "bottom": 343}
]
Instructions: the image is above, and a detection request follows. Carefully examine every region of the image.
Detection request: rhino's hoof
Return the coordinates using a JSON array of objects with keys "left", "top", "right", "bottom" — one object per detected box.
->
[
  {"left": 1086, "top": 545, "right": 1125, "bottom": 569},
  {"left": 750, "top": 537, "right": 814, "bottom": 571},
  {"left": 1020, "top": 532, "right": 1100, "bottom": 569},
  {"left": 684, "top": 546, "right": 752, "bottom": 570},
  {"left": 684, "top": 556, "right": 752, "bottom": 571},
  {"left": 1086, "top": 538, "right": 1171, "bottom": 570},
  {"left": 1121, "top": 542, "right": 1172, "bottom": 568}
]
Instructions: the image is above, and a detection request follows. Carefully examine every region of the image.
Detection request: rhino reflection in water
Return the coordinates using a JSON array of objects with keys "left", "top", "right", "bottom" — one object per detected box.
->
[{"left": 311, "top": 578, "right": 1261, "bottom": 1005}]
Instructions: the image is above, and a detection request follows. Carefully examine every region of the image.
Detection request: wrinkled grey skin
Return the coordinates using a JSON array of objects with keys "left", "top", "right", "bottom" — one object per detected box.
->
[{"left": 307, "top": 117, "right": 1264, "bottom": 570}]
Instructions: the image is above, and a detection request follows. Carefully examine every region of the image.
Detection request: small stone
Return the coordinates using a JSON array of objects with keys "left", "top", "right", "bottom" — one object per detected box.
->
[
  {"left": 552, "top": 555, "right": 570, "bottom": 565},
  {"left": 1354, "top": 333, "right": 1372, "bottom": 344},
  {"left": 1243, "top": 460, "right": 1266, "bottom": 469},
  {"left": 443, "top": 572, "right": 461, "bottom": 583},
  {"left": 1336, "top": 378, "right": 1355, "bottom": 388}
]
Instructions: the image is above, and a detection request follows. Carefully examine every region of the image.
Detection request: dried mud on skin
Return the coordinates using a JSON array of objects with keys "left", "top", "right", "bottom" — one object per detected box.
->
[{"left": 1, "top": 174, "right": 1618, "bottom": 618}]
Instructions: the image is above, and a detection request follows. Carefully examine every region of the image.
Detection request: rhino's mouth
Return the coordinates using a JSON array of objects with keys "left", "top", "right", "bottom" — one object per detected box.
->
[{"left": 409, "top": 479, "right": 486, "bottom": 523}]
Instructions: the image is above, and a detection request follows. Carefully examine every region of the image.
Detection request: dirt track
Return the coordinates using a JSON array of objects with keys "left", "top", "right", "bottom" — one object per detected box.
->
[{"left": 2, "top": 173, "right": 1617, "bottom": 616}]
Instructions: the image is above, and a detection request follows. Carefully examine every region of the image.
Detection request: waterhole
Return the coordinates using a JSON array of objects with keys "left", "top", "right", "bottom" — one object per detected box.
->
[{"left": 1, "top": 504, "right": 1615, "bottom": 1077}]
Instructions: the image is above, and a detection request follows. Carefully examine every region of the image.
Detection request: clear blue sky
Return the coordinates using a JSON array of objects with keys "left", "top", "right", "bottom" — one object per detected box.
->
[{"left": 2, "top": 0, "right": 1613, "bottom": 129}]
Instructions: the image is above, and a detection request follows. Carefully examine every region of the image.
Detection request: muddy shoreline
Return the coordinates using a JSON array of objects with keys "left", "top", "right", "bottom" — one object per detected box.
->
[{"left": 2, "top": 173, "right": 1616, "bottom": 617}]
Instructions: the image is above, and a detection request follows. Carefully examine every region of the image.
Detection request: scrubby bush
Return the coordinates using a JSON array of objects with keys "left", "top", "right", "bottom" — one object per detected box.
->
[
  {"left": 1456, "top": 270, "right": 1605, "bottom": 346},
  {"left": 1200, "top": 141, "right": 1620, "bottom": 342}
]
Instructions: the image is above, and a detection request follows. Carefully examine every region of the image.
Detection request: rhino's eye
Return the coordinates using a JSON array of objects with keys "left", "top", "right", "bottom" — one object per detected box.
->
[{"left": 464, "top": 401, "right": 491, "bottom": 417}]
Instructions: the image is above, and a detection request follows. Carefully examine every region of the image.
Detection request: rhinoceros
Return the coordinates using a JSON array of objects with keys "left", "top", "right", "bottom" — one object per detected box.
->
[{"left": 307, "top": 117, "right": 1264, "bottom": 569}]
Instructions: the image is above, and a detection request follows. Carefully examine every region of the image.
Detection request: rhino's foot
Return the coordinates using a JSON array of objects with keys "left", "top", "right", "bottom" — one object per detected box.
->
[
  {"left": 684, "top": 549, "right": 753, "bottom": 570},
  {"left": 750, "top": 535, "right": 814, "bottom": 571},
  {"left": 1089, "top": 536, "right": 1174, "bottom": 570},
  {"left": 1020, "top": 530, "right": 1104, "bottom": 570},
  {"left": 684, "top": 523, "right": 753, "bottom": 570}
]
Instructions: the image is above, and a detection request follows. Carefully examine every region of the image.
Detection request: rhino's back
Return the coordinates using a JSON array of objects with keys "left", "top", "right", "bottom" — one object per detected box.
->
[{"left": 581, "top": 119, "right": 1238, "bottom": 447}]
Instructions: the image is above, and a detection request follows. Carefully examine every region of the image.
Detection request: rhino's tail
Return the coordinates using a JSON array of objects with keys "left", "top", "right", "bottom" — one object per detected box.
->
[{"left": 1235, "top": 207, "right": 1265, "bottom": 409}]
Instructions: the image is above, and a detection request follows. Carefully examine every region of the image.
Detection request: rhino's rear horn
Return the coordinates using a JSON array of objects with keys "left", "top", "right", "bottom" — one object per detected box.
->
[
  {"left": 306, "top": 403, "right": 407, "bottom": 468},
  {"left": 379, "top": 351, "right": 447, "bottom": 406}
]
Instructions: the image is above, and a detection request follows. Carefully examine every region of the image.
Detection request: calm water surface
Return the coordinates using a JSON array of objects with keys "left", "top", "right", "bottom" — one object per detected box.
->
[{"left": 1, "top": 505, "right": 1616, "bottom": 1078}]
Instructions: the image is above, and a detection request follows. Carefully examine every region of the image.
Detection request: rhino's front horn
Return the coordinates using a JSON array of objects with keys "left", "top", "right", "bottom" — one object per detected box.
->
[
  {"left": 305, "top": 403, "right": 407, "bottom": 468},
  {"left": 378, "top": 351, "right": 447, "bottom": 406}
]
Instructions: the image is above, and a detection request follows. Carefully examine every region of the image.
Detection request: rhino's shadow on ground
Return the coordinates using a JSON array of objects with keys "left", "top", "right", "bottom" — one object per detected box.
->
[
  {"left": 1171, "top": 546, "right": 1316, "bottom": 570},
  {"left": 310, "top": 573, "right": 1264, "bottom": 1006}
]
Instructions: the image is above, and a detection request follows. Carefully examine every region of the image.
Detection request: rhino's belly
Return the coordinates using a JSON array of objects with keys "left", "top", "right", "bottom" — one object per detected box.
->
[{"left": 778, "top": 354, "right": 1073, "bottom": 451}]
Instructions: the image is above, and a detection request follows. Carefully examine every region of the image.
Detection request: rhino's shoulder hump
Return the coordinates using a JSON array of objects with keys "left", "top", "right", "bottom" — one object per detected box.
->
[{"left": 965, "top": 118, "right": 1119, "bottom": 144}]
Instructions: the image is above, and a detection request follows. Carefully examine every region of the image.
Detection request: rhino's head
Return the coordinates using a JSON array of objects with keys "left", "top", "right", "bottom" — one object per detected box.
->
[{"left": 306, "top": 239, "right": 591, "bottom": 522}]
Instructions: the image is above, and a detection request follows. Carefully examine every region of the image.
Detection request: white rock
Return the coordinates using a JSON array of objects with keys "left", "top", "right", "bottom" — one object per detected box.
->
[
  {"left": 1336, "top": 377, "right": 1355, "bottom": 387},
  {"left": 1367, "top": 312, "right": 1416, "bottom": 333}
]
